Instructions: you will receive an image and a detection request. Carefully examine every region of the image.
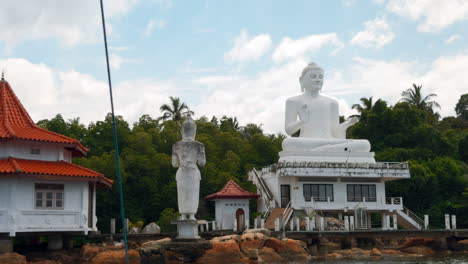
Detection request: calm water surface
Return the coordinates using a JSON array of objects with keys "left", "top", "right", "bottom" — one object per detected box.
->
[{"left": 305, "top": 255, "right": 468, "bottom": 264}]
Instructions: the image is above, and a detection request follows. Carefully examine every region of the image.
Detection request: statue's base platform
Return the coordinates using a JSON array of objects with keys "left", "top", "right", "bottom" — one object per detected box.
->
[
  {"left": 171, "top": 220, "right": 207, "bottom": 239},
  {"left": 279, "top": 150, "right": 375, "bottom": 163}
]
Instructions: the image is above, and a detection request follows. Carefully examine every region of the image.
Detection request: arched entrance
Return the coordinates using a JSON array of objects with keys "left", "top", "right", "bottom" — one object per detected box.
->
[{"left": 236, "top": 208, "right": 245, "bottom": 231}]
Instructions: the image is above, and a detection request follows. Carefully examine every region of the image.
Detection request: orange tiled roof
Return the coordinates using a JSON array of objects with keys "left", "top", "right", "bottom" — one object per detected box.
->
[
  {"left": 0, "top": 79, "right": 88, "bottom": 156},
  {"left": 0, "top": 157, "right": 112, "bottom": 187},
  {"left": 205, "top": 180, "right": 259, "bottom": 200}
]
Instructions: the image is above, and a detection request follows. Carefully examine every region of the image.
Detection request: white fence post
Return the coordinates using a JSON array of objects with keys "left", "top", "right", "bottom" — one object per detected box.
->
[
  {"left": 445, "top": 214, "right": 450, "bottom": 230},
  {"left": 451, "top": 215, "right": 457, "bottom": 230},
  {"left": 233, "top": 219, "right": 237, "bottom": 232},
  {"left": 424, "top": 215, "right": 429, "bottom": 229},
  {"left": 261, "top": 219, "right": 265, "bottom": 229},
  {"left": 319, "top": 217, "right": 325, "bottom": 231},
  {"left": 296, "top": 217, "right": 300, "bottom": 231},
  {"left": 344, "top": 216, "right": 349, "bottom": 231},
  {"left": 305, "top": 217, "right": 310, "bottom": 231},
  {"left": 350, "top": 216, "right": 354, "bottom": 230},
  {"left": 274, "top": 218, "right": 280, "bottom": 231},
  {"left": 311, "top": 217, "right": 316, "bottom": 231},
  {"left": 110, "top": 218, "right": 116, "bottom": 235},
  {"left": 254, "top": 218, "right": 258, "bottom": 229},
  {"left": 212, "top": 221, "right": 216, "bottom": 231},
  {"left": 289, "top": 219, "right": 294, "bottom": 230},
  {"left": 386, "top": 215, "right": 391, "bottom": 230},
  {"left": 392, "top": 214, "right": 398, "bottom": 230}
]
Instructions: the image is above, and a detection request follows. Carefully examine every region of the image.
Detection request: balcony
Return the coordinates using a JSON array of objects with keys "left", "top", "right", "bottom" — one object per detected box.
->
[{"left": 292, "top": 196, "right": 404, "bottom": 211}]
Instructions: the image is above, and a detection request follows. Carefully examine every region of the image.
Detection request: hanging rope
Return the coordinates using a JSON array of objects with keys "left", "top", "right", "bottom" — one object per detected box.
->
[{"left": 99, "top": 1, "right": 129, "bottom": 263}]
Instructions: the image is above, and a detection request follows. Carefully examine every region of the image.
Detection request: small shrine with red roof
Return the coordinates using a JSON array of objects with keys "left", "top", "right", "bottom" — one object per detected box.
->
[
  {"left": 0, "top": 76, "right": 111, "bottom": 248},
  {"left": 205, "top": 180, "right": 259, "bottom": 231}
]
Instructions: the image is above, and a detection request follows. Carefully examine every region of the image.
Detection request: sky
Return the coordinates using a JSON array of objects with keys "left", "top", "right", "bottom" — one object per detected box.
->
[{"left": 0, "top": 0, "right": 467, "bottom": 134}]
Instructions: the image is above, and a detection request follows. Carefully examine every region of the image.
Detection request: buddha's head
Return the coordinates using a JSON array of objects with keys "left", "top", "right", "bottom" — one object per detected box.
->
[
  {"left": 181, "top": 115, "right": 196, "bottom": 140},
  {"left": 299, "top": 63, "right": 324, "bottom": 93}
]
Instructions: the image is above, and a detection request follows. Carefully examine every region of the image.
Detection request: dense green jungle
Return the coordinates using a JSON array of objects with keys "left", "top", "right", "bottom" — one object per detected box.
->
[{"left": 36, "top": 89, "right": 468, "bottom": 232}]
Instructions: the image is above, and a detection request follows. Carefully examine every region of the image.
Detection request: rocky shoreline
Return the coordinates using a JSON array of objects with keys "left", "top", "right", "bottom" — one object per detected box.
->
[{"left": 1, "top": 229, "right": 467, "bottom": 263}]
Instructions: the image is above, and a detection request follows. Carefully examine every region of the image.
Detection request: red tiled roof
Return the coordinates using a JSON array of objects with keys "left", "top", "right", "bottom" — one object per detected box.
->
[
  {"left": 0, "top": 79, "right": 88, "bottom": 156},
  {"left": 205, "top": 180, "right": 259, "bottom": 200},
  {"left": 0, "top": 157, "right": 112, "bottom": 187}
]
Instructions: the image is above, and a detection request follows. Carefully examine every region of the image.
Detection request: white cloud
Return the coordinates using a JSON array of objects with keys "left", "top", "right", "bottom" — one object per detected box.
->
[
  {"left": 350, "top": 17, "right": 395, "bottom": 49},
  {"left": 445, "top": 34, "right": 462, "bottom": 44},
  {"left": 272, "top": 33, "right": 344, "bottom": 63},
  {"left": 342, "top": 0, "right": 357, "bottom": 6},
  {"left": 144, "top": 18, "right": 165, "bottom": 37},
  {"left": 0, "top": 0, "right": 139, "bottom": 49},
  {"left": 385, "top": 0, "right": 468, "bottom": 32},
  {"left": 224, "top": 30, "right": 272, "bottom": 63}
]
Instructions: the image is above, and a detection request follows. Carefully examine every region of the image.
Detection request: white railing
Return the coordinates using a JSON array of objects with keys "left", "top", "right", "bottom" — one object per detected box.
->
[
  {"left": 386, "top": 197, "right": 402, "bottom": 205},
  {"left": 251, "top": 169, "right": 276, "bottom": 219},
  {"left": 402, "top": 206, "right": 424, "bottom": 227}
]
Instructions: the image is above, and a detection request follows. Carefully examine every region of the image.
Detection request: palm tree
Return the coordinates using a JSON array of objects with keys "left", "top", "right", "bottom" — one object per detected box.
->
[
  {"left": 399, "top": 84, "right": 440, "bottom": 112},
  {"left": 159, "top": 96, "right": 194, "bottom": 121},
  {"left": 352, "top": 96, "right": 375, "bottom": 114}
]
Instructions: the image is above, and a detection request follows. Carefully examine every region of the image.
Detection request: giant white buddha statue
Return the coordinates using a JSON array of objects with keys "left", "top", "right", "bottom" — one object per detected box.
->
[{"left": 280, "top": 63, "right": 374, "bottom": 163}]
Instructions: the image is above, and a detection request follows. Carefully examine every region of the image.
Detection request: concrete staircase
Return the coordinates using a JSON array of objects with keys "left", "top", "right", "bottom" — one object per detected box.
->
[
  {"left": 264, "top": 208, "right": 293, "bottom": 230},
  {"left": 396, "top": 207, "right": 423, "bottom": 230}
]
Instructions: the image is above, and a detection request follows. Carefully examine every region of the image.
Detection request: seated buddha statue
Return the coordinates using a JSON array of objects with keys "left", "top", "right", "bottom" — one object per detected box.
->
[{"left": 281, "top": 63, "right": 371, "bottom": 154}]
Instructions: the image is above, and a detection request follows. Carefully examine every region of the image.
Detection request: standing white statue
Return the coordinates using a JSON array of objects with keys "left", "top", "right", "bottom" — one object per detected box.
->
[
  {"left": 172, "top": 116, "right": 206, "bottom": 220},
  {"left": 282, "top": 63, "right": 371, "bottom": 154}
]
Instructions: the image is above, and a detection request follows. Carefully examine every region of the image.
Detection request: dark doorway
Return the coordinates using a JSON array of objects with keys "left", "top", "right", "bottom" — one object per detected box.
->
[
  {"left": 236, "top": 208, "right": 245, "bottom": 231},
  {"left": 280, "top": 185, "right": 291, "bottom": 208}
]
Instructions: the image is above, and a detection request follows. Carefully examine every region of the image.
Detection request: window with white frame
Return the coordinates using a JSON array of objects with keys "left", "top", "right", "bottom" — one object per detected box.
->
[
  {"left": 347, "top": 184, "right": 377, "bottom": 202},
  {"left": 35, "top": 183, "right": 64, "bottom": 209},
  {"left": 303, "top": 184, "right": 334, "bottom": 202}
]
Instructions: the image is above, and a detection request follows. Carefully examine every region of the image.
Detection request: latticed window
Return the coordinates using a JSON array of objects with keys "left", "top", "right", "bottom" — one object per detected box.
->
[
  {"left": 34, "top": 183, "right": 64, "bottom": 209},
  {"left": 303, "top": 184, "right": 334, "bottom": 202},
  {"left": 347, "top": 184, "right": 376, "bottom": 202}
]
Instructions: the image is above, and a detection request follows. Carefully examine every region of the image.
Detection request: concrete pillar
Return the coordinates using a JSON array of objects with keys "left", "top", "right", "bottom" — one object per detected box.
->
[
  {"left": 451, "top": 215, "right": 456, "bottom": 230},
  {"left": 311, "top": 217, "right": 316, "bottom": 231},
  {"left": 392, "top": 214, "right": 398, "bottom": 230},
  {"left": 338, "top": 213, "right": 343, "bottom": 221},
  {"left": 48, "top": 235, "right": 63, "bottom": 250},
  {"left": 445, "top": 214, "right": 450, "bottom": 230},
  {"left": 295, "top": 217, "right": 300, "bottom": 231},
  {"left": 125, "top": 218, "right": 130, "bottom": 233},
  {"left": 254, "top": 218, "right": 258, "bottom": 229},
  {"left": 110, "top": 218, "right": 116, "bottom": 234},
  {"left": 344, "top": 216, "right": 349, "bottom": 231},
  {"left": 233, "top": 219, "right": 237, "bottom": 232},
  {"left": 212, "top": 221, "right": 216, "bottom": 231},
  {"left": 261, "top": 219, "right": 265, "bottom": 229},
  {"left": 381, "top": 213, "right": 387, "bottom": 230},
  {"left": 274, "top": 218, "right": 280, "bottom": 231},
  {"left": 424, "top": 215, "right": 429, "bottom": 229},
  {"left": 245, "top": 215, "right": 249, "bottom": 230},
  {"left": 367, "top": 213, "right": 372, "bottom": 229},
  {"left": 0, "top": 239, "right": 13, "bottom": 253},
  {"left": 289, "top": 219, "right": 294, "bottom": 230},
  {"left": 386, "top": 215, "right": 391, "bottom": 230},
  {"left": 349, "top": 216, "right": 354, "bottom": 230},
  {"left": 305, "top": 217, "right": 310, "bottom": 231}
]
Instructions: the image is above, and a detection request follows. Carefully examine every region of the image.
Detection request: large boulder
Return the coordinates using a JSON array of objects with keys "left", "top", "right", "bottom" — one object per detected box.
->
[
  {"left": 211, "top": 235, "right": 240, "bottom": 243},
  {"left": 81, "top": 243, "right": 123, "bottom": 262},
  {"left": 370, "top": 248, "right": 382, "bottom": 257},
  {"left": 31, "top": 261, "right": 61, "bottom": 264},
  {"left": 140, "top": 238, "right": 171, "bottom": 264},
  {"left": 401, "top": 246, "right": 435, "bottom": 256},
  {"left": 142, "top": 222, "right": 161, "bottom": 234},
  {"left": 380, "top": 249, "right": 404, "bottom": 256},
  {"left": 196, "top": 236, "right": 243, "bottom": 264},
  {"left": 0, "top": 253, "right": 27, "bottom": 264},
  {"left": 90, "top": 249, "right": 140, "bottom": 264},
  {"left": 264, "top": 238, "right": 312, "bottom": 262},
  {"left": 242, "top": 228, "right": 271, "bottom": 237},
  {"left": 258, "top": 247, "right": 285, "bottom": 263},
  {"left": 239, "top": 233, "right": 267, "bottom": 253},
  {"left": 454, "top": 239, "right": 468, "bottom": 251},
  {"left": 398, "top": 237, "right": 436, "bottom": 249}
]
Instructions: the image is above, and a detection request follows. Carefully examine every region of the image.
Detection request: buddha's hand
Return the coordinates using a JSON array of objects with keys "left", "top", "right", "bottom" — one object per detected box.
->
[
  {"left": 298, "top": 104, "right": 309, "bottom": 123},
  {"left": 345, "top": 117, "right": 359, "bottom": 127}
]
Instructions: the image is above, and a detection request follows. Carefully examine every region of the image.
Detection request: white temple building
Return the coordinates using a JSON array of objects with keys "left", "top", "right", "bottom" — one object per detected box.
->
[
  {"left": 248, "top": 63, "right": 422, "bottom": 230},
  {"left": 0, "top": 77, "right": 112, "bottom": 249}
]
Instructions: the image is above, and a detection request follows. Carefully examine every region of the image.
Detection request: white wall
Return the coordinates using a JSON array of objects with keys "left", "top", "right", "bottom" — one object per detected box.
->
[
  {"left": 0, "top": 140, "right": 72, "bottom": 162},
  {"left": 215, "top": 199, "right": 250, "bottom": 230},
  {"left": 0, "top": 177, "right": 94, "bottom": 236}
]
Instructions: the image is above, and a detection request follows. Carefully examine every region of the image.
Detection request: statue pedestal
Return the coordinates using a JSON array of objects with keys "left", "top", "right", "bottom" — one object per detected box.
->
[
  {"left": 279, "top": 150, "right": 375, "bottom": 163},
  {"left": 171, "top": 220, "right": 207, "bottom": 239}
]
